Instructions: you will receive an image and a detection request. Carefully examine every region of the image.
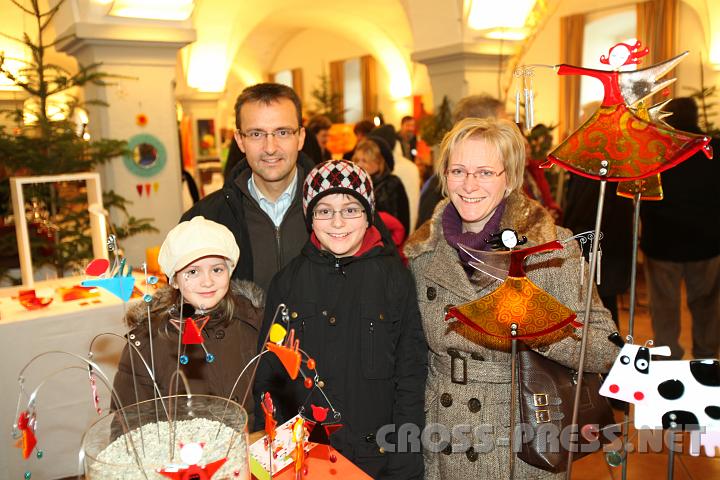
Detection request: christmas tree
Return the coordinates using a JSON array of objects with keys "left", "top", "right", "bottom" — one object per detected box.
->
[{"left": 0, "top": 0, "right": 155, "bottom": 283}]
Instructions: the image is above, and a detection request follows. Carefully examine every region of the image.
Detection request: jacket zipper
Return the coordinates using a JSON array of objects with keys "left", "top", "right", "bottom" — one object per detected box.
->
[
  {"left": 334, "top": 258, "right": 345, "bottom": 276},
  {"left": 275, "top": 226, "right": 282, "bottom": 271},
  {"left": 369, "top": 320, "right": 374, "bottom": 370}
]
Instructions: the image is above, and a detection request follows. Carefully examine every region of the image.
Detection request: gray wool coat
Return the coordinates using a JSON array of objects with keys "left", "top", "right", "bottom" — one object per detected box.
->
[{"left": 404, "top": 192, "right": 619, "bottom": 480}]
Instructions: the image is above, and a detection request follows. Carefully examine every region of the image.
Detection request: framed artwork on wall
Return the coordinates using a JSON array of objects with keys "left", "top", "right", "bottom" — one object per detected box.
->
[{"left": 197, "top": 118, "right": 218, "bottom": 159}]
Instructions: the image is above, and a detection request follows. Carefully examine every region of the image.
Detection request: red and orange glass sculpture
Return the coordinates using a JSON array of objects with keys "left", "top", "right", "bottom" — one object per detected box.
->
[
  {"left": 545, "top": 42, "right": 712, "bottom": 182},
  {"left": 15, "top": 411, "right": 37, "bottom": 459},
  {"left": 446, "top": 241, "right": 581, "bottom": 350}
]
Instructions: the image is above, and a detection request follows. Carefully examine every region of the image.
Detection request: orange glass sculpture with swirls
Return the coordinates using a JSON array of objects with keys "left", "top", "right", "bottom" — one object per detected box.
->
[
  {"left": 546, "top": 52, "right": 712, "bottom": 182},
  {"left": 445, "top": 241, "right": 581, "bottom": 350}
]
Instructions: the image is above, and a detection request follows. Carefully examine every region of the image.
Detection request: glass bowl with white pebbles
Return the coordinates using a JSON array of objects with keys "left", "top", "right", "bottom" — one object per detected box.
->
[{"left": 82, "top": 395, "right": 249, "bottom": 479}]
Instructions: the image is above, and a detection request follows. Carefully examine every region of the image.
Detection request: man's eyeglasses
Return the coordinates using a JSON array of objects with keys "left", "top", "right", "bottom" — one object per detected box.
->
[
  {"left": 446, "top": 166, "right": 505, "bottom": 183},
  {"left": 312, "top": 207, "right": 365, "bottom": 220},
  {"left": 239, "top": 128, "right": 300, "bottom": 143}
]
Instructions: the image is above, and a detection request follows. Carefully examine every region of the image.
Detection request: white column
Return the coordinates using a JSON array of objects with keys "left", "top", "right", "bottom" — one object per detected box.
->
[
  {"left": 412, "top": 43, "right": 512, "bottom": 107},
  {"left": 56, "top": 22, "right": 195, "bottom": 265}
]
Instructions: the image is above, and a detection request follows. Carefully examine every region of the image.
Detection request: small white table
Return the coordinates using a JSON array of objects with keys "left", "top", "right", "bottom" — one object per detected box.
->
[{"left": 0, "top": 276, "right": 132, "bottom": 480}]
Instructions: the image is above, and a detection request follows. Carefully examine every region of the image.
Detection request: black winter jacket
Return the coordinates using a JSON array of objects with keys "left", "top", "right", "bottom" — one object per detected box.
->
[
  {"left": 180, "top": 153, "right": 315, "bottom": 293},
  {"left": 640, "top": 136, "right": 720, "bottom": 261},
  {"left": 112, "top": 281, "right": 264, "bottom": 427},
  {"left": 253, "top": 230, "right": 427, "bottom": 479},
  {"left": 373, "top": 171, "right": 410, "bottom": 235}
]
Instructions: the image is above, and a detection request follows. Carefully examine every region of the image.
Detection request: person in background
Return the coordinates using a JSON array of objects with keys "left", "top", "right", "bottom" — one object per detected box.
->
[
  {"left": 343, "top": 119, "right": 375, "bottom": 160},
  {"left": 640, "top": 96, "right": 720, "bottom": 359},
  {"left": 405, "top": 117, "right": 618, "bottom": 478},
  {"left": 398, "top": 115, "right": 417, "bottom": 162},
  {"left": 182, "top": 82, "right": 314, "bottom": 294},
  {"left": 417, "top": 94, "right": 507, "bottom": 228},
  {"left": 254, "top": 160, "right": 426, "bottom": 479},
  {"left": 523, "top": 124, "right": 562, "bottom": 222},
  {"left": 353, "top": 137, "right": 410, "bottom": 235},
  {"left": 181, "top": 157, "right": 200, "bottom": 211},
  {"left": 112, "top": 217, "right": 263, "bottom": 426},
  {"left": 371, "top": 124, "right": 421, "bottom": 232},
  {"left": 307, "top": 114, "right": 333, "bottom": 161}
]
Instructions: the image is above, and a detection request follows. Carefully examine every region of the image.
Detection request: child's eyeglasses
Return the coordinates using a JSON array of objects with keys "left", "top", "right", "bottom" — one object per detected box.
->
[{"left": 312, "top": 207, "right": 365, "bottom": 220}]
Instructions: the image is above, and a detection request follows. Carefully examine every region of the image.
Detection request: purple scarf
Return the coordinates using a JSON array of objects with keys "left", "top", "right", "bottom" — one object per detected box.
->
[{"left": 442, "top": 200, "right": 506, "bottom": 275}]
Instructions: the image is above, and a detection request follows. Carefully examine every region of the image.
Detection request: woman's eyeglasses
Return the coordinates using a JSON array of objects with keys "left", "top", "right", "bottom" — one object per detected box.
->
[{"left": 446, "top": 167, "right": 505, "bottom": 183}]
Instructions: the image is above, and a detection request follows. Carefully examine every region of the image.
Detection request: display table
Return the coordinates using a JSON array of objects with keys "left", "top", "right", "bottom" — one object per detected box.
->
[{"left": 0, "top": 276, "right": 132, "bottom": 480}]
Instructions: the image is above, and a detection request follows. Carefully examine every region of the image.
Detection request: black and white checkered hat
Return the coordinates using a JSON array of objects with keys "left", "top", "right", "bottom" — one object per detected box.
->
[{"left": 303, "top": 160, "right": 375, "bottom": 228}]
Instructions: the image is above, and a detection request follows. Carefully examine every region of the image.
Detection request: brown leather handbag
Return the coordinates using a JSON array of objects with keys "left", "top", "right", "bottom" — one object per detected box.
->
[{"left": 516, "top": 345, "right": 616, "bottom": 472}]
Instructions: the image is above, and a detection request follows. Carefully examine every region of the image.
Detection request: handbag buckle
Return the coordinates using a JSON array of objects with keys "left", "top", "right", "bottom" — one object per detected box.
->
[
  {"left": 535, "top": 409, "right": 551, "bottom": 423},
  {"left": 533, "top": 393, "right": 549, "bottom": 407},
  {"left": 448, "top": 348, "right": 467, "bottom": 385}
]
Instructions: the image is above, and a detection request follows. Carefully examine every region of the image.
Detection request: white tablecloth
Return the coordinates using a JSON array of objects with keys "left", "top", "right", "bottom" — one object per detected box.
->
[{"left": 0, "top": 276, "right": 131, "bottom": 480}]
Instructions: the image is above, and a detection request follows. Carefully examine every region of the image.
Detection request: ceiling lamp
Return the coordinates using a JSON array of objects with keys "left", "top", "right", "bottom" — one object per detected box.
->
[
  {"left": 467, "top": 0, "right": 536, "bottom": 40},
  {"left": 107, "top": 0, "right": 194, "bottom": 21}
]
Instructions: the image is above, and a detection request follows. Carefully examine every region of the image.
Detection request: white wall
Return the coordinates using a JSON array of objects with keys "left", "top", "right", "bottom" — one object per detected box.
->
[{"left": 268, "top": 28, "right": 409, "bottom": 126}]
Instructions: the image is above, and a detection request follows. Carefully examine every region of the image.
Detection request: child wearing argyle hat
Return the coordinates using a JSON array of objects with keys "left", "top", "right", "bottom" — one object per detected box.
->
[{"left": 255, "top": 160, "right": 427, "bottom": 479}]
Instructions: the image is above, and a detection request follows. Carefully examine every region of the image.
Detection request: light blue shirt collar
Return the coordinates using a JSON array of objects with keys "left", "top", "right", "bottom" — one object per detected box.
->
[{"left": 247, "top": 169, "right": 298, "bottom": 227}]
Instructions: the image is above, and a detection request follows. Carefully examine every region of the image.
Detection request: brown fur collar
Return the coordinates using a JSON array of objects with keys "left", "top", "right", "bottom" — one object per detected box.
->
[
  {"left": 405, "top": 191, "right": 556, "bottom": 259},
  {"left": 124, "top": 279, "right": 264, "bottom": 328}
]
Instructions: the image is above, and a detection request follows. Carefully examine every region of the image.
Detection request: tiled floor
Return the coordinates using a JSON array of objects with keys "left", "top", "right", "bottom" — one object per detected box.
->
[{"left": 571, "top": 271, "right": 720, "bottom": 479}]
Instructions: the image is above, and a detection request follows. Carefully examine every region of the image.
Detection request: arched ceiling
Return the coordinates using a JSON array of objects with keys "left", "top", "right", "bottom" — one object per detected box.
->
[{"left": 185, "top": 0, "right": 415, "bottom": 96}]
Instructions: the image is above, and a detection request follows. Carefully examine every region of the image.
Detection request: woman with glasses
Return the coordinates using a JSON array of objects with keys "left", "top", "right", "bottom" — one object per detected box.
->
[
  {"left": 404, "top": 118, "right": 618, "bottom": 479},
  {"left": 253, "top": 159, "right": 427, "bottom": 479}
]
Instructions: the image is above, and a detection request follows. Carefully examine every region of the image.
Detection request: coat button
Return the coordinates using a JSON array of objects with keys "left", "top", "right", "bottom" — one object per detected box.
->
[
  {"left": 215, "top": 329, "right": 225, "bottom": 340},
  {"left": 468, "top": 398, "right": 481, "bottom": 413},
  {"left": 440, "top": 393, "right": 453, "bottom": 408},
  {"left": 426, "top": 286, "right": 437, "bottom": 300},
  {"left": 328, "top": 316, "right": 336, "bottom": 325},
  {"left": 466, "top": 447, "right": 478, "bottom": 462}
]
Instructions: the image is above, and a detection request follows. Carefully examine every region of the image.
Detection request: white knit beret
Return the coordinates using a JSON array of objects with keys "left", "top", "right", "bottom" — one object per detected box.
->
[{"left": 158, "top": 216, "right": 240, "bottom": 280}]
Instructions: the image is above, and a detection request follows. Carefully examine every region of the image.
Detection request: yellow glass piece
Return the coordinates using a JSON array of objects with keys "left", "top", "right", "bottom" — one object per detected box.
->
[
  {"left": 617, "top": 175, "right": 664, "bottom": 200},
  {"left": 269, "top": 323, "right": 288, "bottom": 344}
]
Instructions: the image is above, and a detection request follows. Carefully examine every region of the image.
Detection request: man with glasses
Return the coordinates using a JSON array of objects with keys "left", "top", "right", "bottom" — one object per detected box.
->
[{"left": 181, "top": 83, "right": 315, "bottom": 293}]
